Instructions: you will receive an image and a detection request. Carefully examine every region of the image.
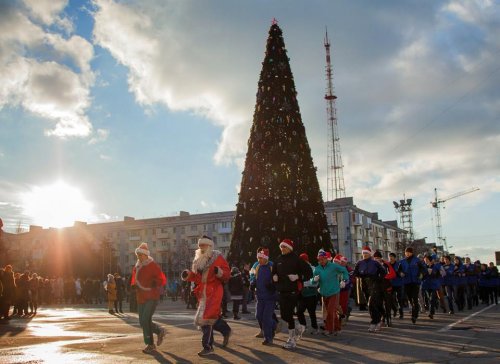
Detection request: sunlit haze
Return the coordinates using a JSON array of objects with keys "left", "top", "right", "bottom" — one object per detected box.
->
[{"left": 20, "top": 181, "right": 94, "bottom": 228}]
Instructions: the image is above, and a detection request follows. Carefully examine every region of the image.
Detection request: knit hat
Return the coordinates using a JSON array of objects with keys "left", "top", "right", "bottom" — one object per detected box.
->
[
  {"left": 257, "top": 248, "right": 270, "bottom": 260},
  {"left": 198, "top": 235, "right": 214, "bottom": 248},
  {"left": 317, "top": 249, "right": 328, "bottom": 258},
  {"left": 279, "top": 238, "right": 294, "bottom": 251},
  {"left": 362, "top": 246, "right": 372, "bottom": 255},
  {"left": 135, "top": 242, "right": 150, "bottom": 256},
  {"left": 299, "top": 253, "right": 309, "bottom": 262}
]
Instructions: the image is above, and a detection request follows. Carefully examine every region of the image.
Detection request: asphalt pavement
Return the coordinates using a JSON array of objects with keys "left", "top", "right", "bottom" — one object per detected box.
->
[{"left": 0, "top": 300, "right": 499, "bottom": 363}]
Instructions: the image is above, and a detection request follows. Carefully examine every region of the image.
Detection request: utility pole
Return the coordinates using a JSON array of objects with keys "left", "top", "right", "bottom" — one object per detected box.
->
[
  {"left": 431, "top": 187, "right": 479, "bottom": 252},
  {"left": 324, "top": 29, "right": 346, "bottom": 201}
]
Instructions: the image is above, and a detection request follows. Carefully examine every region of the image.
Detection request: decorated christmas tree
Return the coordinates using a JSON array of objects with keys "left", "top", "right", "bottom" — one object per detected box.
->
[{"left": 228, "top": 21, "right": 331, "bottom": 265}]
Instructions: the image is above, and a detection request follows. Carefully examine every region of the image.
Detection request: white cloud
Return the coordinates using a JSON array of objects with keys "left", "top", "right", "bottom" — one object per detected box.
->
[
  {"left": 92, "top": 0, "right": 255, "bottom": 166},
  {"left": 0, "top": 2, "right": 94, "bottom": 138},
  {"left": 89, "top": 128, "right": 110, "bottom": 144},
  {"left": 22, "top": 0, "right": 71, "bottom": 30}
]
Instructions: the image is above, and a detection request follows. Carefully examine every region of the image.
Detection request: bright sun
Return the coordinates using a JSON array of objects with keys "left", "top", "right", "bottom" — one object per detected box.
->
[{"left": 21, "top": 180, "right": 94, "bottom": 228}]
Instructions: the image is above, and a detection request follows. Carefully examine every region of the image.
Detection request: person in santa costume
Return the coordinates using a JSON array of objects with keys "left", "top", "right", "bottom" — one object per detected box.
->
[
  {"left": 130, "top": 242, "right": 167, "bottom": 354},
  {"left": 271, "top": 238, "right": 312, "bottom": 350},
  {"left": 181, "top": 236, "right": 232, "bottom": 356},
  {"left": 333, "top": 254, "right": 353, "bottom": 325}
]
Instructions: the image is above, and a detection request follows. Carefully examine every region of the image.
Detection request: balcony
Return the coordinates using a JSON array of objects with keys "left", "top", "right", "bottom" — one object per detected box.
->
[{"left": 218, "top": 227, "right": 232, "bottom": 234}]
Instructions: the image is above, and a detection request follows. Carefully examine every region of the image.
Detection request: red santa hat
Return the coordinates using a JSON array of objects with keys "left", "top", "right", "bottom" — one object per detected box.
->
[
  {"left": 333, "top": 254, "right": 344, "bottom": 263},
  {"left": 257, "top": 248, "right": 269, "bottom": 260},
  {"left": 198, "top": 235, "right": 214, "bottom": 248},
  {"left": 299, "top": 253, "right": 309, "bottom": 262},
  {"left": 362, "top": 246, "right": 372, "bottom": 255},
  {"left": 135, "top": 242, "right": 150, "bottom": 257},
  {"left": 279, "top": 238, "right": 294, "bottom": 251}
]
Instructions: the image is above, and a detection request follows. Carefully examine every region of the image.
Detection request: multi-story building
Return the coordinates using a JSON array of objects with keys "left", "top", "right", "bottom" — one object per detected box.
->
[
  {"left": 325, "top": 197, "right": 408, "bottom": 262},
  {"left": 1, "top": 199, "right": 408, "bottom": 277}
]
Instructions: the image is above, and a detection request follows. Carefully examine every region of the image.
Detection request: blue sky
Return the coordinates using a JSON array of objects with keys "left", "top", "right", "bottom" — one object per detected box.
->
[{"left": 1, "top": 0, "right": 499, "bottom": 263}]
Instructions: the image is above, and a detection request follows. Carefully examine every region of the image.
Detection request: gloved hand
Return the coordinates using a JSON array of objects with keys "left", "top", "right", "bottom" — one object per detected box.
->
[
  {"left": 265, "top": 282, "right": 276, "bottom": 291},
  {"left": 288, "top": 274, "right": 299, "bottom": 282},
  {"left": 313, "top": 275, "right": 320, "bottom": 282},
  {"left": 273, "top": 274, "right": 278, "bottom": 282},
  {"left": 340, "top": 280, "right": 346, "bottom": 289},
  {"left": 181, "top": 269, "right": 190, "bottom": 280}
]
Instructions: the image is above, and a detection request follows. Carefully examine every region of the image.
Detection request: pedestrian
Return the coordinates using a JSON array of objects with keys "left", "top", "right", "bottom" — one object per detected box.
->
[
  {"left": 399, "top": 247, "right": 426, "bottom": 324},
  {"left": 334, "top": 254, "right": 353, "bottom": 324},
  {"left": 114, "top": 273, "right": 125, "bottom": 313},
  {"left": 296, "top": 253, "right": 319, "bottom": 334},
  {"left": 241, "top": 263, "right": 252, "bottom": 314},
  {"left": 421, "top": 254, "right": 443, "bottom": 319},
  {"left": 453, "top": 256, "right": 467, "bottom": 311},
  {"left": 131, "top": 242, "right": 167, "bottom": 354},
  {"left": 29, "top": 273, "right": 40, "bottom": 315},
  {"left": 313, "top": 249, "right": 349, "bottom": 336},
  {"left": 181, "top": 236, "right": 231, "bottom": 356},
  {"left": 271, "top": 238, "right": 312, "bottom": 350},
  {"left": 228, "top": 267, "right": 244, "bottom": 320},
  {"left": 0, "top": 266, "right": 14, "bottom": 321},
  {"left": 353, "top": 246, "right": 387, "bottom": 332},
  {"left": 250, "top": 247, "right": 277, "bottom": 345},
  {"left": 373, "top": 251, "right": 396, "bottom": 327},
  {"left": 388, "top": 253, "right": 404, "bottom": 319},
  {"left": 464, "top": 257, "right": 478, "bottom": 310},
  {"left": 105, "top": 274, "right": 117, "bottom": 314}
]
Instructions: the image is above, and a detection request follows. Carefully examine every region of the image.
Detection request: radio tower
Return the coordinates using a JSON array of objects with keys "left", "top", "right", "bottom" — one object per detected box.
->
[{"left": 324, "top": 29, "right": 346, "bottom": 201}]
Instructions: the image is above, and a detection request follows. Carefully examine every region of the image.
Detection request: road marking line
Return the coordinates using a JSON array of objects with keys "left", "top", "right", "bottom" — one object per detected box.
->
[{"left": 438, "top": 304, "right": 495, "bottom": 332}]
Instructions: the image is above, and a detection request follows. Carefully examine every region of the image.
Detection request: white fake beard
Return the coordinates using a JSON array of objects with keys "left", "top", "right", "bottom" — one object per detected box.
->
[{"left": 192, "top": 247, "right": 213, "bottom": 272}]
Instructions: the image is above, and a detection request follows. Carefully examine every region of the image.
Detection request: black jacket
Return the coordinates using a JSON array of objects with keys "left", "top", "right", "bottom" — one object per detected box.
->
[{"left": 272, "top": 252, "right": 312, "bottom": 293}]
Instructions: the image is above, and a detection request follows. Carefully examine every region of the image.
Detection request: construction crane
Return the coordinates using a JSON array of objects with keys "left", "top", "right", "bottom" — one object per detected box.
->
[{"left": 431, "top": 187, "right": 479, "bottom": 252}]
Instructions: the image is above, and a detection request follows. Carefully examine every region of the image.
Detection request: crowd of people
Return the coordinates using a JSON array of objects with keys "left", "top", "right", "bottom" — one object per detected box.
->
[
  {"left": 0, "top": 267, "right": 132, "bottom": 321},
  {"left": 178, "top": 238, "right": 499, "bottom": 356},
  {"left": 1, "top": 238, "right": 499, "bottom": 358}
]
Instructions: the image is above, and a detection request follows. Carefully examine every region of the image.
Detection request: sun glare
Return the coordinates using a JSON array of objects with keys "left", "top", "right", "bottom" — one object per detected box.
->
[{"left": 21, "top": 181, "right": 94, "bottom": 228}]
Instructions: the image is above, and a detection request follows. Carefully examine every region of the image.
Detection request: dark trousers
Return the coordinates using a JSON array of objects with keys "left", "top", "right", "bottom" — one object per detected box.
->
[
  {"left": 256, "top": 298, "right": 276, "bottom": 341},
  {"left": 391, "top": 285, "right": 404, "bottom": 316},
  {"left": 297, "top": 295, "right": 318, "bottom": 329},
  {"left": 445, "top": 285, "right": 456, "bottom": 312},
  {"left": 279, "top": 292, "right": 298, "bottom": 330},
  {"left": 232, "top": 299, "right": 242, "bottom": 314},
  {"left": 367, "top": 287, "right": 384, "bottom": 325},
  {"left": 138, "top": 299, "right": 160, "bottom": 345},
  {"left": 405, "top": 283, "right": 420, "bottom": 319},
  {"left": 201, "top": 317, "right": 231, "bottom": 350},
  {"left": 114, "top": 299, "right": 123, "bottom": 313},
  {"left": 242, "top": 286, "right": 249, "bottom": 312},
  {"left": 465, "top": 283, "right": 476, "bottom": 309},
  {"left": 423, "top": 288, "right": 438, "bottom": 315},
  {"left": 455, "top": 284, "right": 466, "bottom": 310}
]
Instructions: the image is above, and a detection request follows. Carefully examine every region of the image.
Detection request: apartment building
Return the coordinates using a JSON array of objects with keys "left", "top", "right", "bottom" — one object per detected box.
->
[{"left": 2, "top": 198, "right": 408, "bottom": 276}]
